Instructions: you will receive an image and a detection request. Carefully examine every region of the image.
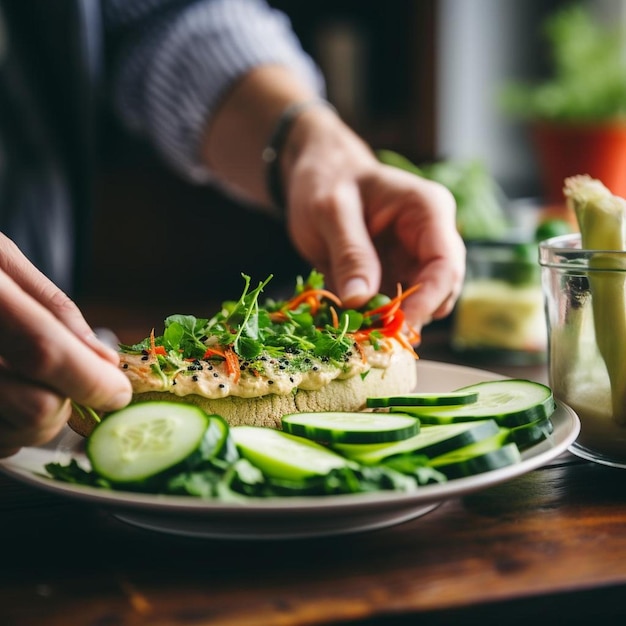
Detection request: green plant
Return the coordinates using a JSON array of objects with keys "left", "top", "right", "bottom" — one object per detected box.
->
[{"left": 500, "top": 4, "right": 626, "bottom": 122}]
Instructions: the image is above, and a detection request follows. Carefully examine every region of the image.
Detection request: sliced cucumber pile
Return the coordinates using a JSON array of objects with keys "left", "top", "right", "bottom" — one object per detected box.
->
[
  {"left": 389, "top": 380, "right": 556, "bottom": 427},
  {"left": 46, "top": 378, "right": 556, "bottom": 498},
  {"left": 333, "top": 420, "right": 500, "bottom": 465}
]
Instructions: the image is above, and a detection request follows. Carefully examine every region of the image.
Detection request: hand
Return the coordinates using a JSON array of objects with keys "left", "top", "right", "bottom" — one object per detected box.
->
[
  {"left": 282, "top": 109, "right": 466, "bottom": 330},
  {"left": 0, "top": 234, "right": 132, "bottom": 457},
  {"left": 200, "top": 66, "right": 464, "bottom": 327}
]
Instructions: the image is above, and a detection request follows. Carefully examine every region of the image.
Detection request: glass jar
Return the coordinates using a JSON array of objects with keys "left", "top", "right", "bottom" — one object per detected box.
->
[
  {"left": 451, "top": 241, "right": 547, "bottom": 364},
  {"left": 540, "top": 232, "right": 626, "bottom": 467}
]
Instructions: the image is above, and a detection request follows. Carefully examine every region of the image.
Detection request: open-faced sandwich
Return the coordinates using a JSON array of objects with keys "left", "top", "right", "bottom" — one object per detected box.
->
[{"left": 70, "top": 271, "right": 421, "bottom": 436}]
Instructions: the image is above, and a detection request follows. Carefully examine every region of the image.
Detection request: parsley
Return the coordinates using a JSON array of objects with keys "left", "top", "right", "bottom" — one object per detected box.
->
[{"left": 163, "top": 315, "right": 209, "bottom": 358}]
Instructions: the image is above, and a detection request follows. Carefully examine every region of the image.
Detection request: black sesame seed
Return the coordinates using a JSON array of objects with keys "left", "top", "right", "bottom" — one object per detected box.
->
[
  {"left": 141, "top": 355, "right": 148, "bottom": 361},
  {"left": 192, "top": 375, "right": 198, "bottom": 382},
  {"left": 219, "top": 383, "right": 225, "bottom": 388},
  {"left": 122, "top": 363, "right": 129, "bottom": 369},
  {"left": 312, "top": 366, "right": 319, "bottom": 371},
  {"left": 213, "top": 372, "right": 219, "bottom": 378},
  {"left": 268, "top": 380, "right": 274, "bottom": 385}
]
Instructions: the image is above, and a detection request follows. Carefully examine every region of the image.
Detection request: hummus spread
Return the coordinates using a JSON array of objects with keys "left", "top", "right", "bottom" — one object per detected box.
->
[{"left": 121, "top": 340, "right": 397, "bottom": 400}]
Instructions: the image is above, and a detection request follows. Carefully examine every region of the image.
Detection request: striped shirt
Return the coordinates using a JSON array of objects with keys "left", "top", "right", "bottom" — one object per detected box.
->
[
  {"left": 104, "top": 0, "right": 324, "bottom": 183},
  {"left": 0, "top": 0, "right": 323, "bottom": 292}
]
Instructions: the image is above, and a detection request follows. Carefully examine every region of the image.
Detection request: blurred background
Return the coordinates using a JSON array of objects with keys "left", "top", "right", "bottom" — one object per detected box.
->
[{"left": 2, "top": 0, "right": 626, "bottom": 324}]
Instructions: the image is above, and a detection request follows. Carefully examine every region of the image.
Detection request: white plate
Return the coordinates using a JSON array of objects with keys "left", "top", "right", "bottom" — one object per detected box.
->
[{"left": 0, "top": 360, "right": 580, "bottom": 540}]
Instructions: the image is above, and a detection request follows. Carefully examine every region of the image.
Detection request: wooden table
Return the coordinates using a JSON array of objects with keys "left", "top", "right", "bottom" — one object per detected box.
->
[{"left": 2, "top": 312, "right": 626, "bottom": 626}]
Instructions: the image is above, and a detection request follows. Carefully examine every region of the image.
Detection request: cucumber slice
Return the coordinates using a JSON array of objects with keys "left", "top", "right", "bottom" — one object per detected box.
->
[
  {"left": 392, "top": 379, "right": 556, "bottom": 427},
  {"left": 429, "top": 435, "right": 521, "bottom": 478},
  {"left": 87, "top": 402, "right": 213, "bottom": 484},
  {"left": 281, "top": 411, "right": 419, "bottom": 444},
  {"left": 366, "top": 391, "right": 479, "bottom": 409},
  {"left": 231, "top": 426, "right": 350, "bottom": 480},
  {"left": 333, "top": 420, "right": 499, "bottom": 465},
  {"left": 505, "top": 416, "right": 554, "bottom": 450}
]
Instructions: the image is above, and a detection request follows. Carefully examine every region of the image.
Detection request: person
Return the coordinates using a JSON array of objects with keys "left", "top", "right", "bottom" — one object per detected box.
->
[{"left": 0, "top": 0, "right": 465, "bottom": 458}]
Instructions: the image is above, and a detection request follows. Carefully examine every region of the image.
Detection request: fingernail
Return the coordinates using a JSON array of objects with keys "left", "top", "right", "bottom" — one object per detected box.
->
[
  {"left": 103, "top": 388, "right": 132, "bottom": 412},
  {"left": 342, "top": 278, "right": 370, "bottom": 305},
  {"left": 93, "top": 327, "right": 121, "bottom": 350},
  {"left": 84, "top": 332, "right": 120, "bottom": 361}
]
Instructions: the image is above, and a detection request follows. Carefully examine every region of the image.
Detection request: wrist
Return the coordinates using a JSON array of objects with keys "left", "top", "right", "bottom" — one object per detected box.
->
[{"left": 262, "top": 99, "right": 338, "bottom": 215}]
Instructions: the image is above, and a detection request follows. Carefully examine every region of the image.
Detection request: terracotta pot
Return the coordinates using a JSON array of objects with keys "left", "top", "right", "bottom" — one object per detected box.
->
[{"left": 532, "top": 121, "right": 626, "bottom": 202}]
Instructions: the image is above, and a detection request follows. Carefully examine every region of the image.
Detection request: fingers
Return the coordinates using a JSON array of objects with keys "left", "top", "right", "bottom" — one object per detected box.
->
[
  {"left": 364, "top": 169, "right": 466, "bottom": 329},
  {"left": 0, "top": 270, "right": 132, "bottom": 412},
  {"left": 313, "top": 182, "right": 382, "bottom": 308},
  {"left": 402, "top": 257, "right": 464, "bottom": 329},
  {"left": 0, "top": 236, "right": 132, "bottom": 455},
  {"left": 0, "top": 366, "right": 71, "bottom": 452},
  {"left": 0, "top": 234, "right": 119, "bottom": 364}
]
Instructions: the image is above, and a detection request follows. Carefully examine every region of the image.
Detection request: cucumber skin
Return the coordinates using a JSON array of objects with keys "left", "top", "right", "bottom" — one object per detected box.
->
[
  {"left": 402, "top": 402, "right": 555, "bottom": 427},
  {"left": 505, "top": 417, "right": 554, "bottom": 450},
  {"left": 391, "top": 380, "right": 557, "bottom": 427},
  {"left": 281, "top": 412, "right": 420, "bottom": 445},
  {"left": 333, "top": 420, "right": 500, "bottom": 465},
  {"left": 366, "top": 391, "right": 479, "bottom": 409},
  {"left": 430, "top": 442, "right": 521, "bottom": 479}
]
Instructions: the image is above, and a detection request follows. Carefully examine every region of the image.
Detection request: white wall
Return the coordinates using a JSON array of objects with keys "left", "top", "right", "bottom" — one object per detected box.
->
[{"left": 436, "top": 0, "right": 543, "bottom": 198}]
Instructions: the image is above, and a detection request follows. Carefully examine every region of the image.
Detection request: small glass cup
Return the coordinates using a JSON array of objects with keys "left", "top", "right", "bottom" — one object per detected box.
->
[
  {"left": 451, "top": 241, "right": 547, "bottom": 364},
  {"left": 540, "top": 232, "right": 626, "bottom": 468}
]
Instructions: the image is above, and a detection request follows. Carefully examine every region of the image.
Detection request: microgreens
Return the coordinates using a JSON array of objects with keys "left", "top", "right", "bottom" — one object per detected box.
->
[{"left": 118, "top": 270, "right": 415, "bottom": 366}]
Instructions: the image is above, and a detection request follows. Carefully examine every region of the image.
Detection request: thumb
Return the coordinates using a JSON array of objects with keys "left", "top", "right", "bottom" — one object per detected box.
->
[{"left": 319, "top": 183, "right": 381, "bottom": 308}]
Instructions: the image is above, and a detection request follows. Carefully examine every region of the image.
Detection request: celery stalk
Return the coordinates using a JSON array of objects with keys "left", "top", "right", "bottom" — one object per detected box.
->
[{"left": 564, "top": 175, "right": 626, "bottom": 425}]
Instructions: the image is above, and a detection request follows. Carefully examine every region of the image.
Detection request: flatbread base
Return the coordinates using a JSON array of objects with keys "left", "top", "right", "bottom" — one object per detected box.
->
[{"left": 68, "top": 347, "right": 417, "bottom": 435}]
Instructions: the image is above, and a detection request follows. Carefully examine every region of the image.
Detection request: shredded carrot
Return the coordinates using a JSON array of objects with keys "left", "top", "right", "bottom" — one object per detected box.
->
[
  {"left": 353, "top": 340, "right": 367, "bottom": 363},
  {"left": 269, "top": 311, "right": 289, "bottom": 323},
  {"left": 364, "top": 283, "right": 421, "bottom": 318},
  {"left": 394, "top": 332, "right": 419, "bottom": 358},
  {"left": 224, "top": 346, "right": 241, "bottom": 384},
  {"left": 203, "top": 346, "right": 225, "bottom": 359},
  {"left": 286, "top": 288, "right": 343, "bottom": 312},
  {"left": 329, "top": 306, "right": 339, "bottom": 329},
  {"left": 406, "top": 322, "right": 421, "bottom": 345},
  {"left": 148, "top": 328, "right": 166, "bottom": 357}
]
